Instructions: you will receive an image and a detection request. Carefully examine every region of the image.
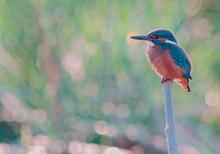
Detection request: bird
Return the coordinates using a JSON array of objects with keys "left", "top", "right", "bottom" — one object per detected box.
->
[{"left": 130, "top": 29, "right": 192, "bottom": 92}]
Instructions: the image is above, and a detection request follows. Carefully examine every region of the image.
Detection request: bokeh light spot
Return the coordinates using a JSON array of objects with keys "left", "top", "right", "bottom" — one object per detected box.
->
[
  {"left": 205, "top": 91, "right": 220, "bottom": 107},
  {"left": 51, "top": 139, "right": 66, "bottom": 153},
  {"left": 102, "top": 102, "right": 115, "bottom": 116},
  {"left": 32, "top": 135, "right": 51, "bottom": 149},
  {"left": 152, "top": 135, "right": 166, "bottom": 150},
  {"left": 84, "top": 42, "right": 98, "bottom": 56},
  {"left": 1, "top": 109, "right": 13, "bottom": 121},
  {"left": 105, "top": 147, "right": 123, "bottom": 154},
  {"left": 0, "top": 144, "right": 10, "bottom": 154},
  {"left": 68, "top": 141, "right": 82, "bottom": 153},
  {"left": 116, "top": 104, "right": 130, "bottom": 118},
  {"left": 95, "top": 121, "right": 109, "bottom": 135},
  {"left": 28, "top": 146, "right": 47, "bottom": 154},
  {"left": 1, "top": 93, "right": 28, "bottom": 122},
  {"left": 127, "top": 32, "right": 140, "bottom": 46},
  {"left": 179, "top": 144, "right": 200, "bottom": 154},
  {"left": 191, "top": 17, "right": 213, "bottom": 38},
  {"left": 130, "top": 145, "right": 144, "bottom": 154},
  {"left": 32, "top": 109, "right": 48, "bottom": 123},
  {"left": 126, "top": 126, "right": 139, "bottom": 141},
  {"left": 13, "top": 109, "right": 28, "bottom": 122},
  {"left": 101, "top": 29, "right": 114, "bottom": 43},
  {"left": 63, "top": 52, "right": 85, "bottom": 81},
  {"left": 185, "top": 0, "right": 201, "bottom": 16}
]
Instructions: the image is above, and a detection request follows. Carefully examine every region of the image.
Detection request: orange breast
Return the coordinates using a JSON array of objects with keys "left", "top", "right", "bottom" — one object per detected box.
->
[{"left": 146, "top": 46, "right": 185, "bottom": 80}]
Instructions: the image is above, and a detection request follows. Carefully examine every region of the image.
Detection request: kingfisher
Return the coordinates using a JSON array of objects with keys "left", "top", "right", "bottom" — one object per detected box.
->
[{"left": 131, "top": 29, "right": 192, "bottom": 92}]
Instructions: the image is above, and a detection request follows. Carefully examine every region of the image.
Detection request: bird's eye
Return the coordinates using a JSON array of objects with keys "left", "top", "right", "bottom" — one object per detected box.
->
[{"left": 149, "top": 35, "right": 158, "bottom": 39}]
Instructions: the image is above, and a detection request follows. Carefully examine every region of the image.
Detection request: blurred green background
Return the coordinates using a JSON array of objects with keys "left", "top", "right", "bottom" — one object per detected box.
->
[{"left": 0, "top": 0, "right": 220, "bottom": 153}]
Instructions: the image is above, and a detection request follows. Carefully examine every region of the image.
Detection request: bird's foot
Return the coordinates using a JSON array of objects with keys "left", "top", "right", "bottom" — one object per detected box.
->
[{"left": 161, "top": 78, "right": 173, "bottom": 84}]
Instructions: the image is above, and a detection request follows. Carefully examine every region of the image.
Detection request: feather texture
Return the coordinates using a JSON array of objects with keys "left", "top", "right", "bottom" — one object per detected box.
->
[{"left": 168, "top": 44, "right": 192, "bottom": 80}]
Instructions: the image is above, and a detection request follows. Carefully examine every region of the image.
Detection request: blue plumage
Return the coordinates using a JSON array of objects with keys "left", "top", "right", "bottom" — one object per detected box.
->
[
  {"left": 148, "top": 29, "right": 192, "bottom": 80},
  {"left": 130, "top": 29, "right": 193, "bottom": 92},
  {"left": 169, "top": 44, "right": 192, "bottom": 79}
]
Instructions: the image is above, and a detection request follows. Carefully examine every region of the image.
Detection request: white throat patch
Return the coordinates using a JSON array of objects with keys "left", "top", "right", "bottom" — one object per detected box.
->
[
  {"left": 147, "top": 41, "right": 155, "bottom": 47},
  {"left": 165, "top": 40, "right": 177, "bottom": 45}
]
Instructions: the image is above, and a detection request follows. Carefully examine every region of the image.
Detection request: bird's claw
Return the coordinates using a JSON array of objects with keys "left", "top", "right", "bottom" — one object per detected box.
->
[{"left": 161, "top": 78, "right": 173, "bottom": 84}]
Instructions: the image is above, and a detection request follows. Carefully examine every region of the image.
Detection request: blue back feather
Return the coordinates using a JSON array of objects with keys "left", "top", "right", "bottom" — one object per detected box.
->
[
  {"left": 168, "top": 45, "right": 192, "bottom": 79},
  {"left": 148, "top": 29, "right": 192, "bottom": 79}
]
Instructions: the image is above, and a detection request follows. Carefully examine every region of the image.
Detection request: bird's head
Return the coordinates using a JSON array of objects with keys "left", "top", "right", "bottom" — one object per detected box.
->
[{"left": 131, "top": 29, "right": 177, "bottom": 46}]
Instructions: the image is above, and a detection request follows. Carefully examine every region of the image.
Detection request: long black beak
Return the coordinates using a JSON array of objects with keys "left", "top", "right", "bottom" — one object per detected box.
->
[{"left": 130, "top": 35, "right": 151, "bottom": 41}]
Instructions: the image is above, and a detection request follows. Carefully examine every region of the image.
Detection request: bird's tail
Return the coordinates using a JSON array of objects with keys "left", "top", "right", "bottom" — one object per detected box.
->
[{"left": 178, "top": 78, "right": 191, "bottom": 92}]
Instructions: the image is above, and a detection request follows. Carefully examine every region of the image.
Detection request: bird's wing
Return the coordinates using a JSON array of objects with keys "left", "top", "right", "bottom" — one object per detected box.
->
[{"left": 169, "top": 45, "right": 192, "bottom": 79}]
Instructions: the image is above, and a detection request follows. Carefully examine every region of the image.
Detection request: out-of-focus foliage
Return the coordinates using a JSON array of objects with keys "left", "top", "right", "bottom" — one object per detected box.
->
[{"left": 0, "top": 0, "right": 220, "bottom": 153}]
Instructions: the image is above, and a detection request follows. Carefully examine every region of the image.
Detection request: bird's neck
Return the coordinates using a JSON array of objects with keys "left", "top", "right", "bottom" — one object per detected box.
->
[
  {"left": 147, "top": 42, "right": 156, "bottom": 47},
  {"left": 165, "top": 39, "right": 177, "bottom": 45}
]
